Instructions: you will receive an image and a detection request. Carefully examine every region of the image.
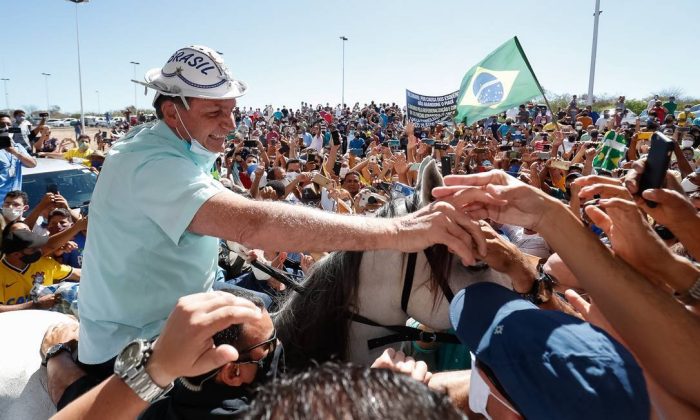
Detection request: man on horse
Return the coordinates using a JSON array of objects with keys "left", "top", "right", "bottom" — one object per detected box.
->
[{"left": 44, "top": 45, "right": 494, "bottom": 409}]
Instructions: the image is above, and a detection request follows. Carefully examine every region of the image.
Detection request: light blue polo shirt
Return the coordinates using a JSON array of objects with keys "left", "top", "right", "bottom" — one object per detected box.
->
[{"left": 78, "top": 121, "right": 226, "bottom": 363}]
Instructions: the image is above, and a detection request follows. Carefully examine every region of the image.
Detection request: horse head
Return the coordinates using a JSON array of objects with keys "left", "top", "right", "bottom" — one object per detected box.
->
[{"left": 276, "top": 158, "right": 511, "bottom": 368}]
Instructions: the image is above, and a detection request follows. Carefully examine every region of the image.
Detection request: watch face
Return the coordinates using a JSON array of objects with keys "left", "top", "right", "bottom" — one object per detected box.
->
[{"left": 115, "top": 341, "right": 144, "bottom": 373}]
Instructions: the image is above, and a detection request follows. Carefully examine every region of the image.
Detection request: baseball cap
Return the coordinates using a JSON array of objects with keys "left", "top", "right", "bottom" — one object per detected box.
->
[
  {"left": 449, "top": 282, "right": 649, "bottom": 419},
  {"left": 1, "top": 226, "right": 48, "bottom": 254},
  {"left": 133, "top": 45, "right": 247, "bottom": 110}
]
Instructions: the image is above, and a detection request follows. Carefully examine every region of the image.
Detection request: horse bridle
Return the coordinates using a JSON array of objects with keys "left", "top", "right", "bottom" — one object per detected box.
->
[{"left": 348, "top": 251, "right": 461, "bottom": 350}]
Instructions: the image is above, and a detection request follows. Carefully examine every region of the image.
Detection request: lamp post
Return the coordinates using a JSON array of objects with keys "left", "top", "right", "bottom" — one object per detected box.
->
[
  {"left": 587, "top": 0, "right": 602, "bottom": 105},
  {"left": 66, "top": 0, "right": 88, "bottom": 130},
  {"left": 130, "top": 61, "right": 140, "bottom": 111},
  {"left": 0, "top": 78, "right": 8, "bottom": 112},
  {"left": 41, "top": 72, "right": 51, "bottom": 117},
  {"left": 96, "top": 90, "right": 101, "bottom": 114},
  {"left": 339, "top": 36, "right": 348, "bottom": 110}
]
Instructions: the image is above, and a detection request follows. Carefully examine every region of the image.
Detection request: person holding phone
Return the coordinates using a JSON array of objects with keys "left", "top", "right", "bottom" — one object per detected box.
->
[{"left": 0, "top": 113, "right": 37, "bottom": 201}]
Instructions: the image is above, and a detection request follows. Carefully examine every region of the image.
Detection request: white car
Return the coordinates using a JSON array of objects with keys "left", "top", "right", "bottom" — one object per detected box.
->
[
  {"left": 22, "top": 158, "right": 97, "bottom": 213},
  {"left": 605, "top": 108, "right": 638, "bottom": 125},
  {"left": 62, "top": 118, "right": 78, "bottom": 126},
  {"left": 46, "top": 119, "right": 67, "bottom": 127}
]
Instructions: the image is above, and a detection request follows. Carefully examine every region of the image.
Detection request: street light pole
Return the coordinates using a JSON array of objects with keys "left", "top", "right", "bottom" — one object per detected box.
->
[
  {"left": 130, "top": 61, "right": 140, "bottom": 112},
  {"left": 41, "top": 73, "right": 51, "bottom": 117},
  {"left": 67, "top": 0, "right": 88, "bottom": 131},
  {"left": 96, "top": 90, "right": 100, "bottom": 114},
  {"left": 0, "top": 78, "right": 9, "bottom": 112},
  {"left": 587, "top": 0, "right": 602, "bottom": 106},
  {"left": 339, "top": 36, "right": 348, "bottom": 110}
]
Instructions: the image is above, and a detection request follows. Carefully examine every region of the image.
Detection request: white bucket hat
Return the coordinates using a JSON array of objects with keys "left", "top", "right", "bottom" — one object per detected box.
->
[{"left": 133, "top": 45, "right": 247, "bottom": 110}]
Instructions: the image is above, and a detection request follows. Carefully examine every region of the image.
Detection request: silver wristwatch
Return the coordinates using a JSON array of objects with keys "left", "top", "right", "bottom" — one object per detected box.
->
[{"left": 114, "top": 339, "right": 173, "bottom": 403}]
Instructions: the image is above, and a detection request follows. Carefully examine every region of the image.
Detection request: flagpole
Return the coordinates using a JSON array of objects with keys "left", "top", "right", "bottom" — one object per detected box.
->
[{"left": 512, "top": 36, "right": 561, "bottom": 130}]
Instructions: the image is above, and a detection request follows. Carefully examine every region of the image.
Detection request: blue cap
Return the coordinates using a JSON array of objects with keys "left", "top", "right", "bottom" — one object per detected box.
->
[{"left": 449, "top": 283, "right": 649, "bottom": 419}]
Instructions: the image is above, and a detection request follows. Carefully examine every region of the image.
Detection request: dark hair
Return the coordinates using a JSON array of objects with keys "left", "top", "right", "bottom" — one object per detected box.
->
[
  {"left": 244, "top": 362, "right": 462, "bottom": 420},
  {"left": 154, "top": 94, "right": 191, "bottom": 119},
  {"left": 285, "top": 159, "right": 301, "bottom": 170},
  {"left": 4, "top": 190, "right": 28, "bottom": 206},
  {"left": 0, "top": 113, "right": 10, "bottom": 120},
  {"left": 48, "top": 208, "right": 72, "bottom": 223},
  {"left": 212, "top": 288, "right": 265, "bottom": 348},
  {"left": 266, "top": 180, "right": 286, "bottom": 198},
  {"left": 342, "top": 171, "right": 361, "bottom": 182}
]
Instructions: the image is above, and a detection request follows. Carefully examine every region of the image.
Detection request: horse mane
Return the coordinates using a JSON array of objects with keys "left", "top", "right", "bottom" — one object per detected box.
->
[{"left": 274, "top": 250, "right": 363, "bottom": 370}]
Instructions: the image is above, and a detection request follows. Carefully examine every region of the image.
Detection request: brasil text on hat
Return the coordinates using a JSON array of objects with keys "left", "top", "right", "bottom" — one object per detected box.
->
[
  {"left": 133, "top": 45, "right": 247, "bottom": 110},
  {"left": 449, "top": 282, "right": 650, "bottom": 419}
]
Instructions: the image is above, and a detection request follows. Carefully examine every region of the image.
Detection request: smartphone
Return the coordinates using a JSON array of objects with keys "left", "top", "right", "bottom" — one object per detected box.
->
[
  {"left": 409, "top": 162, "right": 420, "bottom": 171},
  {"left": 39, "top": 112, "right": 49, "bottom": 118},
  {"left": 422, "top": 139, "right": 435, "bottom": 146},
  {"left": 243, "top": 140, "right": 257, "bottom": 148},
  {"left": 550, "top": 159, "right": 571, "bottom": 170},
  {"left": 333, "top": 161, "right": 342, "bottom": 176},
  {"left": 388, "top": 139, "right": 400, "bottom": 148},
  {"left": 507, "top": 151, "right": 521, "bottom": 159},
  {"left": 331, "top": 130, "right": 341, "bottom": 146},
  {"left": 434, "top": 143, "right": 449, "bottom": 150},
  {"left": 47, "top": 184, "right": 59, "bottom": 194},
  {"left": 537, "top": 152, "right": 550, "bottom": 160},
  {"left": 441, "top": 156, "right": 451, "bottom": 177},
  {"left": 349, "top": 148, "right": 363, "bottom": 157},
  {"left": 499, "top": 145, "right": 512, "bottom": 151},
  {"left": 312, "top": 173, "right": 332, "bottom": 188},
  {"left": 638, "top": 132, "right": 674, "bottom": 207}
]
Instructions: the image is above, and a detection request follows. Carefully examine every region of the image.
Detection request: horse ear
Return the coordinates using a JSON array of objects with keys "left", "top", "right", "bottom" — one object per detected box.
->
[{"left": 415, "top": 157, "right": 444, "bottom": 208}]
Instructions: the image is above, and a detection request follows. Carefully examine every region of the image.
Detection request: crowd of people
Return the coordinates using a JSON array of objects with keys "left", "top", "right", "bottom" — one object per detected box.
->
[{"left": 0, "top": 43, "right": 699, "bottom": 419}]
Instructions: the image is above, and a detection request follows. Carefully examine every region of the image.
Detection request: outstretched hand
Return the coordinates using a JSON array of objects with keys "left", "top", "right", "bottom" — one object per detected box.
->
[{"left": 146, "top": 292, "right": 263, "bottom": 387}]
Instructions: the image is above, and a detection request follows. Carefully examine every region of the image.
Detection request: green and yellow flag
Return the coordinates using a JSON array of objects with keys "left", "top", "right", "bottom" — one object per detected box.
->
[
  {"left": 455, "top": 37, "right": 542, "bottom": 124},
  {"left": 593, "top": 130, "right": 627, "bottom": 170}
]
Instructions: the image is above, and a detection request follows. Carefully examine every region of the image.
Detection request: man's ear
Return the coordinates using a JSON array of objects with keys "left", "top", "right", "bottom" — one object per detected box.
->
[
  {"left": 22, "top": 205, "right": 28, "bottom": 213},
  {"left": 161, "top": 101, "right": 179, "bottom": 127},
  {"left": 217, "top": 363, "right": 244, "bottom": 387}
]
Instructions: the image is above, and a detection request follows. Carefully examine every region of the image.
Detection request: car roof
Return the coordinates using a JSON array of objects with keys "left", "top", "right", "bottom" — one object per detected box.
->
[{"left": 23, "top": 158, "right": 89, "bottom": 175}]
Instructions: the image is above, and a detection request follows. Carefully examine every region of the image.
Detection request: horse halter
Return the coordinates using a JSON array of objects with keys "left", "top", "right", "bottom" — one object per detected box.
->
[{"left": 348, "top": 251, "right": 461, "bottom": 350}]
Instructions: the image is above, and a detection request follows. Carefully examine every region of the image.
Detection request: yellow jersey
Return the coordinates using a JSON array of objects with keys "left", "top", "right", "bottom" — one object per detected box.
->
[
  {"left": 63, "top": 148, "right": 94, "bottom": 166},
  {"left": 0, "top": 257, "right": 73, "bottom": 306}
]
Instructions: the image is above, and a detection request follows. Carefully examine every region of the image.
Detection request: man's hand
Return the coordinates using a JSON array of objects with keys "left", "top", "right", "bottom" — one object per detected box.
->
[
  {"left": 371, "top": 348, "right": 432, "bottom": 385},
  {"left": 146, "top": 292, "right": 262, "bottom": 388},
  {"left": 393, "top": 199, "right": 493, "bottom": 266},
  {"left": 55, "top": 241, "right": 78, "bottom": 256},
  {"left": 433, "top": 170, "right": 557, "bottom": 232},
  {"left": 393, "top": 154, "right": 408, "bottom": 175},
  {"left": 300, "top": 254, "right": 315, "bottom": 273},
  {"left": 35, "top": 293, "right": 60, "bottom": 309},
  {"left": 52, "top": 194, "right": 70, "bottom": 210}
]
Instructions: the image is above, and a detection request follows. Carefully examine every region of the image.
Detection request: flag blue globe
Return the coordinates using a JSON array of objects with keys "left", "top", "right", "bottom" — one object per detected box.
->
[{"left": 472, "top": 72, "right": 504, "bottom": 105}]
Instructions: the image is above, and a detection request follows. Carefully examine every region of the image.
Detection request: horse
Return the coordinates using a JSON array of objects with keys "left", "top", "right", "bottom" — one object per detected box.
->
[
  {"left": 0, "top": 309, "right": 71, "bottom": 419},
  {"left": 275, "top": 158, "right": 513, "bottom": 369}
]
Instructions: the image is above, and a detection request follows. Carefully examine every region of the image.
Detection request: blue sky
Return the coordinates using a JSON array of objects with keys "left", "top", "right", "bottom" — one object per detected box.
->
[{"left": 3, "top": 0, "right": 698, "bottom": 114}]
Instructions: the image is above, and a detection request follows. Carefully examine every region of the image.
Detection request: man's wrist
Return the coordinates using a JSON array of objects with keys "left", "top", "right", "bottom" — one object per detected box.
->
[{"left": 144, "top": 348, "right": 175, "bottom": 388}]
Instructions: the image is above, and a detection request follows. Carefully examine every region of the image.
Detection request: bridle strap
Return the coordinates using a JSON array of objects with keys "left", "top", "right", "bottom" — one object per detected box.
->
[
  {"left": 348, "top": 312, "right": 461, "bottom": 350},
  {"left": 400, "top": 253, "right": 418, "bottom": 313}
]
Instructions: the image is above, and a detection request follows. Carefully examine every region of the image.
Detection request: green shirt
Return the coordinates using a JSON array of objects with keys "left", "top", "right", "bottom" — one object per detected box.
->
[{"left": 663, "top": 101, "right": 677, "bottom": 115}]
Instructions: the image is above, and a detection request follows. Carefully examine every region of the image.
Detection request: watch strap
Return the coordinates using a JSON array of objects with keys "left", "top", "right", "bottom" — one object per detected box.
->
[{"left": 117, "top": 340, "right": 173, "bottom": 403}]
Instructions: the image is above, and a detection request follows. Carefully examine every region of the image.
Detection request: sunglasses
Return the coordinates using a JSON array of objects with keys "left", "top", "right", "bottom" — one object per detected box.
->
[{"left": 235, "top": 330, "right": 277, "bottom": 367}]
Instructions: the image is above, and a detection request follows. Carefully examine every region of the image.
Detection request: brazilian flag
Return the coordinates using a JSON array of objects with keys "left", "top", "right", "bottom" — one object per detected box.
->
[{"left": 455, "top": 37, "right": 543, "bottom": 124}]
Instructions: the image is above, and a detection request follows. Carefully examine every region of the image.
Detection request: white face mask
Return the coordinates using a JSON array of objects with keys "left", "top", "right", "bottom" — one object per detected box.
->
[
  {"left": 173, "top": 105, "right": 219, "bottom": 168},
  {"left": 339, "top": 166, "right": 349, "bottom": 179},
  {"left": 2, "top": 207, "right": 22, "bottom": 222},
  {"left": 681, "top": 177, "right": 699, "bottom": 193},
  {"left": 682, "top": 139, "right": 694, "bottom": 149},
  {"left": 469, "top": 367, "right": 493, "bottom": 420}
]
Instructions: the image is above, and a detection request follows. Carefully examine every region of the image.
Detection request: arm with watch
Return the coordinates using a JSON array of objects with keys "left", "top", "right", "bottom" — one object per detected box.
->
[{"left": 52, "top": 292, "right": 262, "bottom": 420}]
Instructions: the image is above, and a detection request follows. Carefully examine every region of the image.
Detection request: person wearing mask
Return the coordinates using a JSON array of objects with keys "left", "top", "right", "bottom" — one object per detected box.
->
[
  {"left": 12, "top": 109, "right": 45, "bottom": 151},
  {"left": 39, "top": 134, "right": 94, "bottom": 166},
  {"left": 0, "top": 114, "right": 37, "bottom": 201},
  {"left": 678, "top": 105, "right": 696, "bottom": 128}
]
